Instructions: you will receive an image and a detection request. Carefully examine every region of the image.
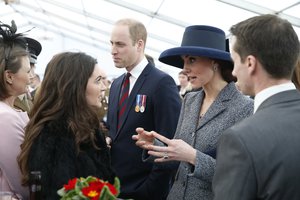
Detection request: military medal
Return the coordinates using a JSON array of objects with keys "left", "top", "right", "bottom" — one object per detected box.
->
[
  {"left": 135, "top": 105, "right": 140, "bottom": 112},
  {"left": 140, "top": 95, "right": 146, "bottom": 113},
  {"left": 135, "top": 94, "right": 141, "bottom": 112},
  {"left": 140, "top": 106, "right": 145, "bottom": 113}
]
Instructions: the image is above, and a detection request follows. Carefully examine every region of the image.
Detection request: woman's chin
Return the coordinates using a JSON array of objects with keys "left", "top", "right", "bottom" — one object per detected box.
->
[{"left": 190, "top": 82, "right": 200, "bottom": 90}]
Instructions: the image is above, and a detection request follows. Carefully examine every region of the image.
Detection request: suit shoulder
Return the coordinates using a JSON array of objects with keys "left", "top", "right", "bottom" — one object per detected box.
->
[
  {"left": 150, "top": 65, "right": 172, "bottom": 77},
  {"left": 146, "top": 68, "right": 176, "bottom": 87},
  {"left": 224, "top": 114, "right": 258, "bottom": 142}
]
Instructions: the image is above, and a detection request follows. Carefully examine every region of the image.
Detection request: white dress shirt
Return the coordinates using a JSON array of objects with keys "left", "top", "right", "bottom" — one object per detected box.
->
[
  {"left": 127, "top": 57, "right": 148, "bottom": 95},
  {"left": 254, "top": 82, "right": 296, "bottom": 113}
]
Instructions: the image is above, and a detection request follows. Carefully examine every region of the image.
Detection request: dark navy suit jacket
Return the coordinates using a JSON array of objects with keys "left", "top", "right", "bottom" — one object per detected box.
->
[{"left": 107, "top": 63, "right": 181, "bottom": 200}]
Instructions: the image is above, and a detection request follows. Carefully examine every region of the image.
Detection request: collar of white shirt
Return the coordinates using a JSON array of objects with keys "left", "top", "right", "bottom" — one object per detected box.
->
[
  {"left": 127, "top": 56, "right": 148, "bottom": 94},
  {"left": 254, "top": 82, "right": 296, "bottom": 113}
]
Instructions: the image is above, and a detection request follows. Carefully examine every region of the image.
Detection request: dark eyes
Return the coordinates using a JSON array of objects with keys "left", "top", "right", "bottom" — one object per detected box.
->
[
  {"left": 111, "top": 42, "right": 126, "bottom": 47},
  {"left": 95, "top": 76, "right": 103, "bottom": 84},
  {"left": 188, "top": 57, "right": 196, "bottom": 64}
]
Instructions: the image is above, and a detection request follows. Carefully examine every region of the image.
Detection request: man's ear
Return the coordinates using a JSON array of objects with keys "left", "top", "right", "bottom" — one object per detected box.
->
[
  {"left": 137, "top": 39, "right": 144, "bottom": 51},
  {"left": 246, "top": 55, "right": 257, "bottom": 75},
  {"left": 5, "top": 70, "right": 13, "bottom": 85}
]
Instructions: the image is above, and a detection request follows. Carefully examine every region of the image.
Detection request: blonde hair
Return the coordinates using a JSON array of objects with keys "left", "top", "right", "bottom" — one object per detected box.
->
[{"left": 115, "top": 18, "right": 147, "bottom": 48}]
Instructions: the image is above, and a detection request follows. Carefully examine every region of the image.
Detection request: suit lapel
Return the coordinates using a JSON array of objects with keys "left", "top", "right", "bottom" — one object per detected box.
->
[
  {"left": 116, "top": 64, "right": 152, "bottom": 135},
  {"left": 198, "top": 101, "right": 226, "bottom": 128},
  {"left": 109, "top": 74, "right": 125, "bottom": 138},
  {"left": 186, "top": 92, "right": 204, "bottom": 132},
  {"left": 197, "top": 83, "right": 235, "bottom": 129},
  {"left": 197, "top": 98, "right": 226, "bottom": 130}
]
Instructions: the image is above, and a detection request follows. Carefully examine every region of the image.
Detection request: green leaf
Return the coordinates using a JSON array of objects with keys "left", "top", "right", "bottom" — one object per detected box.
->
[
  {"left": 113, "top": 177, "right": 120, "bottom": 196},
  {"left": 57, "top": 188, "right": 66, "bottom": 196}
]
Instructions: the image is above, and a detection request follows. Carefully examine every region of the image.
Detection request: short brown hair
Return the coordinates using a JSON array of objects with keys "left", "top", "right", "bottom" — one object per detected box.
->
[
  {"left": 115, "top": 18, "right": 147, "bottom": 47},
  {"left": 230, "top": 14, "right": 299, "bottom": 79}
]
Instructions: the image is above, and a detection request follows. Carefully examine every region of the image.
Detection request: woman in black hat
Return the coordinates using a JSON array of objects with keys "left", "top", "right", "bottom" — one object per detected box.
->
[{"left": 133, "top": 25, "right": 254, "bottom": 199}]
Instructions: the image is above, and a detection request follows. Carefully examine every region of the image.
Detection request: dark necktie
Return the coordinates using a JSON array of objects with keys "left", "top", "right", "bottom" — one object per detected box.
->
[{"left": 118, "top": 73, "right": 131, "bottom": 130}]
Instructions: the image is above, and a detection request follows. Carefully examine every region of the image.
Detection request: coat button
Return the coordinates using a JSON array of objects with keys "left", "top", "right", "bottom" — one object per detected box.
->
[{"left": 192, "top": 132, "right": 195, "bottom": 137}]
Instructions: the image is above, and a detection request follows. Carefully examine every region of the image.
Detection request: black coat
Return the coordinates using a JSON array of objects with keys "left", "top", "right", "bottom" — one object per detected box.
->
[{"left": 28, "top": 120, "right": 115, "bottom": 199}]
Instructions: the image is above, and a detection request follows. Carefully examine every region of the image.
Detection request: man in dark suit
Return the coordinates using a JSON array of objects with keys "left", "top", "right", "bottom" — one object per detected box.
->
[
  {"left": 213, "top": 14, "right": 300, "bottom": 200},
  {"left": 107, "top": 18, "right": 181, "bottom": 200}
]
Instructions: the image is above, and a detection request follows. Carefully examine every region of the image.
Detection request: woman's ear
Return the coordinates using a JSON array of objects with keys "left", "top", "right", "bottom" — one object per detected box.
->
[
  {"left": 5, "top": 70, "right": 13, "bottom": 85},
  {"left": 211, "top": 60, "right": 219, "bottom": 71}
]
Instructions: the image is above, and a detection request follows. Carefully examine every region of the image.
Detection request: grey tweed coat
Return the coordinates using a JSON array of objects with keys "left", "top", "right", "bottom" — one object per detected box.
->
[{"left": 167, "top": 82, "right": 253, "bottom": 200}]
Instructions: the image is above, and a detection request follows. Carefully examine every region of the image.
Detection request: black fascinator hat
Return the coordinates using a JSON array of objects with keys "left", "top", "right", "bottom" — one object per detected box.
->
[{"left": 0, "top": 20, "right": 27, "bottom": 49}]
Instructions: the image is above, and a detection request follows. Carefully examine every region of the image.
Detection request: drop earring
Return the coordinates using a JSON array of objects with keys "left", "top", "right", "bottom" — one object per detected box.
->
[{"left": 213, "top": 65, "right": 218, "bottom": 71}]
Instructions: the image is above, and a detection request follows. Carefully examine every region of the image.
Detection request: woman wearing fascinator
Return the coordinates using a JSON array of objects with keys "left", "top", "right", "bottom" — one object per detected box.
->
[
  {"left": 0, "top": 20, "right": 31, "bottom": 199},
  {"left": 132, "top": 25, "right": 254, "bottom": 199}
]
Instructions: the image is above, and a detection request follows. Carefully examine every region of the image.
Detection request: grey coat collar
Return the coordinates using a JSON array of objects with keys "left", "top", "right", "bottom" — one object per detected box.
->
[{"left": 185, "top": 82, "right": 238, "bottom": 130}]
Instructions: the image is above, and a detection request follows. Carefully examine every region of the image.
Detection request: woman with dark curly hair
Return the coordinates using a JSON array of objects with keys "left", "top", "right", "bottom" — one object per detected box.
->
[{"left": 18, "top": 52, "right": 116, "bottom": 199}]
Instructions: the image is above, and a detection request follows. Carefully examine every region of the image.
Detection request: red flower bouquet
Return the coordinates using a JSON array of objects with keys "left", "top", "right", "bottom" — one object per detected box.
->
[{"left": 57, "top": 176, "right": 120, "bottom": 200}]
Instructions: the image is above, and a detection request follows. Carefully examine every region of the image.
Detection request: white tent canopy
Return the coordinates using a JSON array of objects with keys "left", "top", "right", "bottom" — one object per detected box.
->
[{"left": 1, "top": 0, "right": 300, "bottom": 82}]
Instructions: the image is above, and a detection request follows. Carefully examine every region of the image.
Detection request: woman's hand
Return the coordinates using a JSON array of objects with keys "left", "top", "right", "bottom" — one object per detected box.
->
[
  {"left": 132, "top": 127, "right": 155, "bottom": 149},
  {"left": 106, "top": 136, "right": 112, "bottom": 149},
  {"left": 146, "top": 132, "right": 197, "bottom": 165}
]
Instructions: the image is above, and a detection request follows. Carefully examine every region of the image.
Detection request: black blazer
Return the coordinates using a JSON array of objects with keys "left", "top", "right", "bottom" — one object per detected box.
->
[
  {"left": 107, "top": 63, "right": 181, "bottom": 200},
  {"left": 213, "top": 90, "right": 300, "bottom": 200}
]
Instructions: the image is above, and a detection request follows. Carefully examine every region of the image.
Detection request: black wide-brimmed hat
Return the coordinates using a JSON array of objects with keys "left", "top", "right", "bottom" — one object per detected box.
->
[
  {"left": 159, "top": 25, "right": 231, "bottom": 68},
  {"left": 25, "top": 37, "right": 42, "bottom": 64}
]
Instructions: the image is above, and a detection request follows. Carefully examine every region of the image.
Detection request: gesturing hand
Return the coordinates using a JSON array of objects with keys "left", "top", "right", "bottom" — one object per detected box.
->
[
  {"left": 132, "top": 127, "right": 155, "bottom": 149},
  {"left": 133, "top": 128, "right": 197, "bottom": 165},
  {"left": 147, "top": 132, "right": 196, "bottom": 165}
]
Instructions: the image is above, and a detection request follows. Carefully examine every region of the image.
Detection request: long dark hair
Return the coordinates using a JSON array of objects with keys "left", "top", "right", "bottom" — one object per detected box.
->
[
  {"left": 216, "top": 59, "right": 237, "bottom": 83},
  {"left": 18, "top": 52, "right": 100, "bottom": 185}
]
